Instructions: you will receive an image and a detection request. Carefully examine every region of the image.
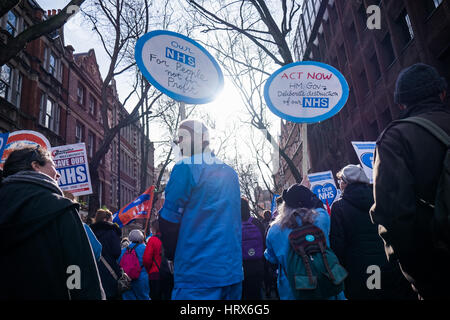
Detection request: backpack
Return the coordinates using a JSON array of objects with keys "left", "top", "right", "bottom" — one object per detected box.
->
[
  {"left": 242, "top": 216, "right": 264, "bottom": 260},
  {"left": 119, "top": 244, "right": 142, "bottom": 280},
  {"left": 284, "top": 221, "right": 347, "bottom": 300},
  {"left": 393, "top": 116, "right": 450, "bottom": 252}
]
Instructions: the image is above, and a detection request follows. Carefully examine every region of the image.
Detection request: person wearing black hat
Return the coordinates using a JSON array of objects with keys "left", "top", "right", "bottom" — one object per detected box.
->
[
  {"left": 369, "top": 63, "right": 450, "bottom": 299},
  {"left": 264, "top": 184, "right": 346, "bottom": 300},
  {"left": 330, "top": 165, "right": 415, "bottom": 300}
]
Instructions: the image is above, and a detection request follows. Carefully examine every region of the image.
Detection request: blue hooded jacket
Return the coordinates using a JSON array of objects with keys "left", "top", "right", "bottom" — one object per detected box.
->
[{"left": 265, "top": 207, "right": 345, "bottom": 300}]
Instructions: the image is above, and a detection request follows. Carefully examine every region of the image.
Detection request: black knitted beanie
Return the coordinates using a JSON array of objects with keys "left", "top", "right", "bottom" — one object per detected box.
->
[
  {"left": 394, "top": 63, "right": 447, "bottom": 106},
  {"left": 282, "top": 184, "right": 316, "bottom": 209}
]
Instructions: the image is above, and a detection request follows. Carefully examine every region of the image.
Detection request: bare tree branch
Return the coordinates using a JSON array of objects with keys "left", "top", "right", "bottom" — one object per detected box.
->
[{"left": 0, "top": 0, "right": 86, "bottom": 66}]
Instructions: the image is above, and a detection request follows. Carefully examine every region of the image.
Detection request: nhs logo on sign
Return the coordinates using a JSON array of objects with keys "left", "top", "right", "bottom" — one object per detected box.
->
[
  {"left": 303, "top": 97, "right": 329, "bottom": 108},
  {"left": 166, "top": 47, "right": 195, "bottom": 67}
]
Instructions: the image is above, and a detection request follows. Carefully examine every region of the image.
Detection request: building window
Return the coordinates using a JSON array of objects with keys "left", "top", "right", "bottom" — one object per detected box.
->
[
  {"left": 77, "top": 84, "right": 84, "bottom": 105},
  {"left": 425, "top": 0, "right": 443, "bottom": 14},
  {"left": 380, "top": 33, "right": 396, "bottom": 68},
  {"left": 75, "top": 122, "right": 84, "bottom": 143},
  {"left": 111, "top": 178, "right": 116, "bottom": 205},
  {"left": 43, "top": 48, "right": 61, "bottom": 80},
  {"left": 48, "top": 52, "right": 56, "bottom": 76},
  {"left": 404, "top": 14, "right": 414, "bottom": 40},
  {"left": 358, "top": 70, "right": 369, "bottom": 98},
  {"left": 1, "top": 65, "right": 23, "bottom": 108},
  {"left": 6, "top": 11, "right": 18, "bottom": 36},
  {"left": 39, "top": 94, "right": 60, "bottom": 133},
  {"left": 369, "top": 52, "right": 381, "bottom": 83},
  {"left": 87, "top": 132, "right": 95, "bottom": 158},
  {"left": 0, "top": 65, "right": 12, "bottom": 100},
  {"left": 397, "top": 10, "right": 414, "bottom": 49},
  {"left": 13, "top": 72, "right": 22, "bottom": 107},
  {"left": 89, "top": 95, "right": 96, "bottom": 116}
]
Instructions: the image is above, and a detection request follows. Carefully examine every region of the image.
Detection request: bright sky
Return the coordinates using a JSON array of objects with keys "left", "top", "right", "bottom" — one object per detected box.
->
[{"left": 36, "top": 0, "right": 280, "bottom": 173}]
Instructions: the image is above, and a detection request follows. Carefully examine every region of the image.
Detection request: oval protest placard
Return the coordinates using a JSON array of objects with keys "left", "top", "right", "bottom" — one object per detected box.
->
[
  {"left": 0, "top": 130, "right": 52, "bottom": 170},
  {"left": 135, "top": 30, "right": 224, "bottom": 104},
  {"left": 264, "top": 61, "right": 349, "bottom": 123}
]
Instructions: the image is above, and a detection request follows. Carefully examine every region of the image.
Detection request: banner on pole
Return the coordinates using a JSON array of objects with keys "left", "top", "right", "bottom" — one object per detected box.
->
[
  {"left": 351, "top": 141, "right": 375, "bottom": 184},
  {"left": 113, "top": 186, "right": 155, "bottom": 228},
  {"left": 51, "top": 143, "right": 93, "bottom": 196},
  {"left": 307, "top": 170, "right": 339, "bottom": 208}
]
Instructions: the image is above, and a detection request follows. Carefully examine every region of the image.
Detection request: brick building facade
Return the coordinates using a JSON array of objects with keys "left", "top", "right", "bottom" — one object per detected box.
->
[
  {"left": 0, "top": 1, "right": 154, "bottom": 213},
  {"left": 277, "top": 0, "right": 450, "bottom": 188}
]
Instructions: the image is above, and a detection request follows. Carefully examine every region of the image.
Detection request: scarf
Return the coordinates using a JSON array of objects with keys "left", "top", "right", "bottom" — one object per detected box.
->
[{"left": 3, "top": 170, "right": 63, "bottom": 196}]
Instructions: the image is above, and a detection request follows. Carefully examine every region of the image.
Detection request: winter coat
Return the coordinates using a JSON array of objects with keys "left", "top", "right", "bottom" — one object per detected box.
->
[
  {"left": 369, "top": 97, "right": 450, "bottom": 299},
  {"left": 0, "top": 171, "right": 105, "bottom": 300},
  {"left": 143, "top": 233, "right": 162, "bottom": 279},
  {"left": 330, "top": 183, "right": 415, "bottom": 300},
  {"left": 119, "top": 242, "right": 149, "bottom": 300},
  {"left": 90, "top": 221, "right": 122, "bottom": 299},
  {"left": 265, "top": 208, "right": 345, "bottom": 300}
]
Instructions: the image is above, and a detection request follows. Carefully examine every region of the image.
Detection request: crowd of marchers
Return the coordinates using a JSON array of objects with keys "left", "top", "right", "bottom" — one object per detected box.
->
[{"left": 0, "top": 63, "right": 449, "bottom": 300}]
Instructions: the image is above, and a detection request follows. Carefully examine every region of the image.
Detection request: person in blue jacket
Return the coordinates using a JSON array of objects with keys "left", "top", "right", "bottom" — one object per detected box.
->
[
  {"left": 264, "top": 184, "right": 346, "bottom": 300},
  {"left": 158, "top": 119, "right": 243, "bottom": 300},
  {"left": 118, "top": 229, "right": 150, "bottom": 300}
]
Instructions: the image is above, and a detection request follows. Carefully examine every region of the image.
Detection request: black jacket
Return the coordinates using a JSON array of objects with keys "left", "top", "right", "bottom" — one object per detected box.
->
[
  {"left": 369, "top": 98, "right": 450, "bottom": 299},
  {"left": 331, "top": 183, "right": 415, "bottom": 300},
  {"left": 0, "top": 171, "right": 104, "bottom": 300},
  {"left": 90, "top": 221, "right": 122, "bottom": 299}
]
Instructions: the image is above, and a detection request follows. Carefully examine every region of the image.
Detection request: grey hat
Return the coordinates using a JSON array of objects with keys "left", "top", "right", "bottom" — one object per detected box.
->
[
  {"left": 128, "top": 229, "right": 144, "bottom": 243},
  {"left": 337, "top": 164, "right": 370, "bottom": 185},
  {"left": 394, "top": 63, "right": 447, "bottom": 105}
]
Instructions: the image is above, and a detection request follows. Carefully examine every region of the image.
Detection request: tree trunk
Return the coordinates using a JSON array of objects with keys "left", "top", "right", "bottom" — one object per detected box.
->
[{"left": 261, "top": 126, "right": 303, "bottom": 183}]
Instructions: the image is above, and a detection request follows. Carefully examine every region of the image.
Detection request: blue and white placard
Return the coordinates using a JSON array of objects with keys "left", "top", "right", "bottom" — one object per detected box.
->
[
  {"left": 351, "top": 141, "right": 375, "bottom": 184},
  {"left": 307, "top": 170, "right": 339, "bottom": 207},
  {"left": 264, "top": 61, "right": 349, "bottom": 123},
  {"left": 51, "top": 143, "right": 92, "bottom": 196},
  {"left": 135, "top": 30, "right": 224, "bottom": 104}
]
